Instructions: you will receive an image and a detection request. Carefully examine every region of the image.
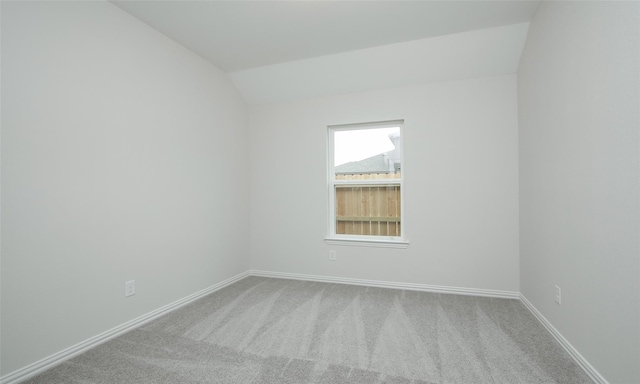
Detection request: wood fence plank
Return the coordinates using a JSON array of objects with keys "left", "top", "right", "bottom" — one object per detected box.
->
[{"left": 334, "top": 172, "right": 401, "bottom": 236}]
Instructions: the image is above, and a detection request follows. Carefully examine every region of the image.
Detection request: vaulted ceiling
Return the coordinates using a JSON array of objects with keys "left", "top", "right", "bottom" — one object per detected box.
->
[{"left": 112, "top": 1, "right": 541, "bottom": 104}]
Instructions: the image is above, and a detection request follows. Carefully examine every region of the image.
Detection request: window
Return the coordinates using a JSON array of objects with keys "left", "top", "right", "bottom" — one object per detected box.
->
[{"left": 326, "top": 120, "right": 408, "bottom": 248}]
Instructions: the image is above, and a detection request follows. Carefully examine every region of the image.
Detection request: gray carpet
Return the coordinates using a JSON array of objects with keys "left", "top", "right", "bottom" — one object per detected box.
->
[{"left": 25, "top": 276, "right": 592, "bottom": 383}]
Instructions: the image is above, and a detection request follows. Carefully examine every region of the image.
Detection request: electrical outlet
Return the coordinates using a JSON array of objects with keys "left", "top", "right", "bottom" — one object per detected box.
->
[
  {"left": 125, "top": 280, "right": 136, "bottom": 297},
  {"left": 329, "top": 250, "right": 336, "bottom": 261},
  {"left": 554, "top": 285, "right": 561, "bottom": 305}
]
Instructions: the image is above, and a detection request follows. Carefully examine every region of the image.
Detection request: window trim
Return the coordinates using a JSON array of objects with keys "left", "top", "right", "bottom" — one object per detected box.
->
[{"left": 325, "top": 120, "right": 408, "bottom": 248}]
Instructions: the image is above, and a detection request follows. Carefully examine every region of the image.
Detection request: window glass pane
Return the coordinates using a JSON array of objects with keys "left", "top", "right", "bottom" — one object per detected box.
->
[
  {"left": 334, "top": 127, "right": 401, "bottom": 179},
  {"left": 335, "top": 185, "right": 401, "bottom": 236}
]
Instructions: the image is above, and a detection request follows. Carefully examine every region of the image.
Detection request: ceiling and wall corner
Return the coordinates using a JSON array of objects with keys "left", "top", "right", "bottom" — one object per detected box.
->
[
  {"left": 111, "top": 0, "right": 541, "bottom": 72},
  {"left": 229, "top": 23, "right": 530, "bottom": 105},
  {"left": 111, "top": 0, "right": 539, "bottom": 104}
]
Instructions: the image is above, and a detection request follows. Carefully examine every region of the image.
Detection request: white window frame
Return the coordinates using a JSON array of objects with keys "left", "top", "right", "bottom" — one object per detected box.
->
[{"left": 325, "top": 120, "right": 409, "bottom": 248}]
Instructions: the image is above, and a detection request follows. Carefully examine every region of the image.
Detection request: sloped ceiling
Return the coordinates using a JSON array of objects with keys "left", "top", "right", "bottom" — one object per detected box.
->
[
  {"left": 231, "top": 23, "right": 530, "bottom": 104},
  {"left": 112, "top": 1, "right": 540, "bottom": 104}
]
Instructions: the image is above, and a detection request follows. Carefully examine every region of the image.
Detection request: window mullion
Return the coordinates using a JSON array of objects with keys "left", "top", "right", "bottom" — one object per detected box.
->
[{"left": 333, "top": 179, "right": 401, "bottom": 186}]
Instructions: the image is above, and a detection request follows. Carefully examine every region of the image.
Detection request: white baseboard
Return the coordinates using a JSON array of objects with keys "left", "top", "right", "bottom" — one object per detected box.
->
[
  {"left": 519, "top": 294, "right": 608, "bottom": 384},
  {"left": 253, "top": 271, "right": 606, "bottom": 383},
  {"left": 0, "top": 270, "right": 250, "bottom": 384},
  {"left": 250, "top": 270, "right": 520, "bottom": 299},
  {"left": 2, "top": 270, "right": 605, "bottom": 384}
]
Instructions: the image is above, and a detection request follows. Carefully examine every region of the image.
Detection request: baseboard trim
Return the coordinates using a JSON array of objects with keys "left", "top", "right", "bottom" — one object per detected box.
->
[
  {"left": 519, "top": 294, "right": 608, "bottom": 384},
  {"left": 2, "top": 270, "right": 606, "bottom": 384},
  {"left": 0, "top": 270, "right": 250, "bottom": 384},
  {"left": 250, "top": 270, "right": 520, "bottom": 299}
]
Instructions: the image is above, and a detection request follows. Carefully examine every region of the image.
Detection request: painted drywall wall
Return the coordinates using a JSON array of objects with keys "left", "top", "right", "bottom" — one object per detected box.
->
[
  {"left": 249, "top": 75, "right": 519, "bottom": 293},
  {"left": 1, "top": 1, "right": 250, "bottom": 375},
  {"left": 231, "top": 23, "right": 529, "bottom": 105},
  {"left": 518, "top": 2, "right": 640, "bottom": 382}
]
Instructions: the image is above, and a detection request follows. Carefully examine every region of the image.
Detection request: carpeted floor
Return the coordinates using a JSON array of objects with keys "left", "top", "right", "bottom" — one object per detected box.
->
[{"left": 26, "top": 276, "right": 593, "bottom": 383}]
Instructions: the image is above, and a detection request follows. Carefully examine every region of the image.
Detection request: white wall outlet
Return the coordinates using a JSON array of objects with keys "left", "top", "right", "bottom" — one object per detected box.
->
[
  {"left": 125, "top": 280, "right": 136, "bottom": 297},
  {"left": 329, "top": 250, "right": 336, "bottom": 261},
  {"left": 554, "top": 285, "right": 561, "bottom": 304}
]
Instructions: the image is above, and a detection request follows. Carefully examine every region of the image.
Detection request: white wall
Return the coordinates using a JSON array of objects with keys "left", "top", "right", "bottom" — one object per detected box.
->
[
  {"left": 1, "top": 1, "right": 250, "bottom": 375},
  {"left": 249, "top": 75, "right": 519, "bottom": 293},
  {"left": 518, "top": 2, "right": 639, "bottom": 383}
]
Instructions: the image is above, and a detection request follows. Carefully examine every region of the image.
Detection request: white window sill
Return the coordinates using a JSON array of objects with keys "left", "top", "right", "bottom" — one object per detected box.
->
[{"left": 324, "top": 237, "right": 409, "bottom": 249}]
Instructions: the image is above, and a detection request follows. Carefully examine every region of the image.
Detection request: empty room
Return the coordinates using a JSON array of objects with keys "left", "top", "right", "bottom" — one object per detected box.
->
[{"left": 1, "top": 1, "right": 638, "bottom": 383}]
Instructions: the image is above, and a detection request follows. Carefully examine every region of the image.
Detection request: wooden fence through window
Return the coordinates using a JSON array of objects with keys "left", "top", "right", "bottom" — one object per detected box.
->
[{"left": 335, "top": 172, "right": 401, "bottom": 236}]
